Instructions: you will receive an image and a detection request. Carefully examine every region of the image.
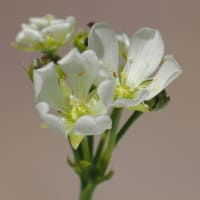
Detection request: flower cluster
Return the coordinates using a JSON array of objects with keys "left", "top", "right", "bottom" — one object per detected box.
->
[
  {"left": 15, "top": 15, "right": 182, "bottom": 149},
  {"left": 15, "top": 15, "right": 182, "bottom": 200},
  {"left": 15, "top": 15, "right": 76, "bottom": 53}
]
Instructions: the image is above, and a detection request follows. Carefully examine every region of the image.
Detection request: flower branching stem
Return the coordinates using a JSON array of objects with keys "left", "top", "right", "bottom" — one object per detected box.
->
[
  {"left": 81, "top": 137, "right": 91, "bottom": 161},
  {"left": 98, "top": 108, "right": 123, "bottom": 173},
  {"left": 69, "top": 108, "right": 144, "bottom": 200},
  {"left": 115, "top": 111, "right": 143, "bottom": 146}
]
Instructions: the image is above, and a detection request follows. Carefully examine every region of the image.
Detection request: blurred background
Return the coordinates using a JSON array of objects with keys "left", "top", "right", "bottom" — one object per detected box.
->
[{"left": 0, "top": 0, "right": 199, "bottom": 199}]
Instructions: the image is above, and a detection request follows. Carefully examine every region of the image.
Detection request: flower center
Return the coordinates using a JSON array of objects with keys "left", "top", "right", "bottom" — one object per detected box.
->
[
  {"left": 115, "top": 84, "right": 135, "bottom": 99},
  {"left": 67, "top": 104, "right": 89, "bottom": 123},
  {"left": 114, "top": 71, "right": 137, "bottom": 100}
]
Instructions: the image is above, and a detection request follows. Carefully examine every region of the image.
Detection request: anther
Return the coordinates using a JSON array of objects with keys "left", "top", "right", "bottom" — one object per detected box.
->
[
  {"left": 113, "top": 72, "right": 118, "bottom": 78},
  {"left": 87, "top": 21, "right": 95, "bottom": 28}
]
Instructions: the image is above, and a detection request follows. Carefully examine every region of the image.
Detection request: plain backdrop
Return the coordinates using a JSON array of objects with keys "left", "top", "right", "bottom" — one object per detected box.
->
[{"left": 0, "top": 0, "right": 200, "bottom": 199}]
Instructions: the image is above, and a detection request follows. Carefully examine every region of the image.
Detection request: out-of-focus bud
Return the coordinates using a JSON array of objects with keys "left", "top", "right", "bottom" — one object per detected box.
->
[
  {"left": 73, "top": 30, "right": 89, "bottom": 52},
  {"left": 14, "top": 15, "right": 76, "bottom": 54}
]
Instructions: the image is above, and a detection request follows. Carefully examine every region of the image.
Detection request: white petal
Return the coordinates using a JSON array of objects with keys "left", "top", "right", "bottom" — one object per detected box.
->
[
  {"left": 41, "top": 22, "right": 74, "bottom": 43},
  {"left": 34, "top": 62, "right": 65, "bottom": 110},
  {"left": 126, "top": 27, "right": 164, "bottom": 87},
  {"left": 58, "top": 49, "right": 100, "bottom": 103},
  {"left": 65, "top": 16, "right": 76, "bottom": 27},
  {"left": 89, "top": 100, "right": 107, "bottom": 116},
  {"left": 113, "top": 98, "right": 140, "bottom": 107},
  {"left": 144, "top": 56, "right": 182, "bottom": 100},
  {"left": 113, "top": 90, "right": 149, "bottom": 107},
  {"left": 97, "top": 79, "right": 115, "bottom": 108},
  {"left": 88, "top": 22, "right": 119, "bottom": 74},
  {"left": 74, "top": 115, "right": 112, "bottom": 135},
  {"left": 29, "top": 17, "right": 49, "bottom": 29},
  {"left": 16, "top": 28, "right": 41, "bottom": 47},
  {"left": 36, "top": 102, "right": 68, "bottom": 137}
]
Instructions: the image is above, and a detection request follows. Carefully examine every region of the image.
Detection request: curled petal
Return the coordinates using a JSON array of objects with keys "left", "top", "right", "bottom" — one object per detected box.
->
[
  {"left": 36, "top": 102, "right": 68, "bottom": 137},
  {"left": 98, "top": 79, "right": 115, "bottom": 108},
  {"left": 34, "top": 62, "right": 65, "bottom": 110},
  {"left": 89, "top": 22, "right": 119, "bottom": 74},
  {"left": 74, "top": 115, "right": 112, "bottom": 135}
]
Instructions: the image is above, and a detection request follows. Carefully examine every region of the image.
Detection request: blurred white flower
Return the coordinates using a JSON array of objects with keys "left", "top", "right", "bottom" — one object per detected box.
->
[
  {"left": 34, "top": 49, "right": 112, "bottom": 148},
  {"left": 15, "top": 15, "right": 76, "bottom": 53},
  {"left": 88, "top": 23, "right": 182, "bottom": 110}
]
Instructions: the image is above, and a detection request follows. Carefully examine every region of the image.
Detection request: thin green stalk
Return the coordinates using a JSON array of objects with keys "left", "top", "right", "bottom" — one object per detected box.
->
[
  {"left": 81, "top": 137, "right": 91, "bottom": 161},
  {"left": 105, "top": 108, "right": 123, "bottom": 158},
  {"left": 79, "top": 181, "right": 96, "bottom": 200},
  {"left": 68, "top": 138, "right": 81, "bottom": 162},
  {"left": 93, "top": 131, "right": 109, "bottom": 164},
  {"left": 99, "top": 108, "right": 123, "bottom": 172},
  {"left": 115, "top": 111, "right": 143, "bottom": 146},
  {"left": 87, "top": 136, "right": 94, "bottom": 158},
  {"left": 72, "top": 147, "right": 81, "bottom": 162}
]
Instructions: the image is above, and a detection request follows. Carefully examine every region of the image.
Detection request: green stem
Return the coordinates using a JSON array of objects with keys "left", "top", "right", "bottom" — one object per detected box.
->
[
  {"left": 68, "top": 138, "right": 81, "bottom": 162},
  {"left": 79, "top": 181, "right": 96, "bottom": 200},
  {"left": 81, "top": 137, "right": 91, "bottom": 161},
  {"left": 100, "top": 108, "right": 123, "bottom": 172},
  {"left": 115, "top": 111, "right": 143, "bottom": 146},
  {"left": 87, "top": 136, "right": 94, "bottom": 158},
  {"left": 93, "top": 131, "right": 109, "bottom": 164},
  {"left": 106, "top": 108, "right": 123, "bottom": 157}
]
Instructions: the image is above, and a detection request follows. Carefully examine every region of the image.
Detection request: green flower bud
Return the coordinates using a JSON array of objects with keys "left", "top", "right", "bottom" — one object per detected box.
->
[
  {"left": 73, "top": 30, "right": 89, "bottom": 52},
  {"left": 145, "top": 90, "right": 170, "bottom": 111}
]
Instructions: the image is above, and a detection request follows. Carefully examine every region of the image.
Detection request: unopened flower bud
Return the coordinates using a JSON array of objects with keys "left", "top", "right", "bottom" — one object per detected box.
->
[
  {"left": 73, "top": 30, "right": 88, "bottom": 52},
  {"left": 146, "top": 90, "right": 170, "bottom": 111}
]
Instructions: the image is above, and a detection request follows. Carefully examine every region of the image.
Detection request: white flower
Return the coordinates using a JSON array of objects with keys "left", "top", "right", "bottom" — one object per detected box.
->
[
  {"left": 34, "top": 49, "right": 112, "bottom": 149},
  {"left": 15, "top": 15, "right": 76, "bottom": 53},
  {"left": 88, "top": 23, "right": 182, "bottom": 109}
]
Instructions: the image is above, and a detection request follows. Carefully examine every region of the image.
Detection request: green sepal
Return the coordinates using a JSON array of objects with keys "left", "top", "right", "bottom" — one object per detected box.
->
[
  {"left": 67, "top": 157, "right": 82, "bottom": 174},
  {"left": 28, "top": 62, "right": 35, "bottom": 81},
  {"left": 79, "top": 160, "right": 91, "bottom": 168},
  {"left": 69, "top": 132, "right": 85, "bottom": 149},
  {"left": 146, "top": 90, "right": 170, "bottom": 111},
  {"left": 129, "top": 103, "right": 149, "bottom": 112},
  {"left": 67, "top": 157, "right": 91, "bottom": 176},
  {"left": 96, "top": 170, "right": 114, "bottom": 184}
]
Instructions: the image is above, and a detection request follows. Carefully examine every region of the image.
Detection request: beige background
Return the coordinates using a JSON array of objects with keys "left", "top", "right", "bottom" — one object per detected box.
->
[{"left": 1, "top": 0, "right": 200, "bottom": 199}]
